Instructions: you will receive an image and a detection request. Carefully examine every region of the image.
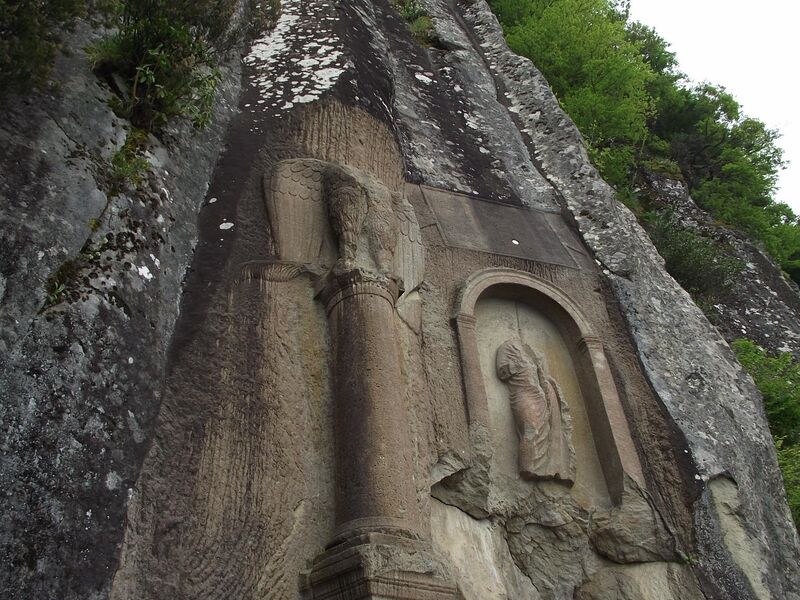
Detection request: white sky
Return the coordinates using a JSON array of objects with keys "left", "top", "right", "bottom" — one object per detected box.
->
[{"left": 628, "top": 0, "right": 800, "bottom": 212}]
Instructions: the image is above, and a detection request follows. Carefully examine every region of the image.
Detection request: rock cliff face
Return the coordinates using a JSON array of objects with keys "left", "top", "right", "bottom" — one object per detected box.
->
[
  {"left": 643, "top": 172, "right": 800, "bottom": 358},
  {"left": 0, "top": 19, "right": 243, "bottom": 600},
  {"left": 1, "top": 1, "right": 798, "bottom": 600}
]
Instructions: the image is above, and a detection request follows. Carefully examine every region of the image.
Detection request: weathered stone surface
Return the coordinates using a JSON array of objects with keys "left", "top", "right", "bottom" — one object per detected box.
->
[
  {"left": 417, "top": 184, "right": 578, "bottom": 267},
  {"left": 431, "top": 499, "right": 539, "bottom": 599},
  {"left": 2, "top": 0, "right": 799, "bottom": 598},
  {"left": 575, "top": 562, "right": 702, "bottom": 600},
  {"left": 457, "top": 1, "right": 800, "bottom": 597},
  {"left": 110, "top": 274, "right": 335, "bottom": 600},
  {"left": 643, "top": 171, "right": 800, "bottom": 357},
  {"left": 0, "top": 18, "right": 242, "bottom": 600},
  {"left": 589, "top": 480, "right": 678, "bottom": 564}
]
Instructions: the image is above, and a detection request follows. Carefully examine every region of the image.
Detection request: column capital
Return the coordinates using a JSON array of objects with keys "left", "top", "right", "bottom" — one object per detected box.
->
[
  {"left": 577, "top": 336, "right": 604, "bottom": 355},
  {"left": 454, "top": 312, "right": 477, "bottom": 329},
  {"left": 315, "top": 267, "right": 400, "bottom": 314}
]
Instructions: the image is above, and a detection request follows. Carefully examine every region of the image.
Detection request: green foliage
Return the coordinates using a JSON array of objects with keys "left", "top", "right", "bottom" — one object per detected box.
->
[
  {"left": 498, "top": 0, "right": 653, "bottom": 150},
  {"left": 624, "top": 21, "right": 678, "bottom": 77},
  {"left": 89, "top": 0, "right": 236, "bottom": 130},
  {"left": 44, "top": 257, "right": 80, "bottom": 307},
  {"left": 42, "top": 238, "right": 109, "bottom": 308},
  {"left": 642, "top": 156, "right": 682, "bottom": 180},
  {"left": 732, "top": 339, "right": 800, "bottom": 527},
  {"left": 776, "top": 439, "right": 800, "bottom": 528},
  {"left": 0, "top": 0, "right": 86, "bottom": 96},
  {"left": 644, "top": 211, "right": 742, "bottom": 306},
  {"left": 1, "top": 0, "right": 233, "bottom": 126},
  {"left": 488, "top": 0, "right": 800, "bottom": 284},
  {"left": 680, "top": 552, "right": 698, "bottom": 567},
  {"left": 589, "top": 144, "right": 635, "bottom": 192},
  {"left": 731, "top": 339, "right": 800, "bottom": 444},
  {"left": 391, "top": 0, "right": 437, "bottom": 46},
  {"left": 46, "top": 282, "right": 67, "bottom": 306},
  {"left": 409, "top": 15, "right": 436, "bottom": 44},
  {"left": 109, "top": 128, "right": 149, "bottom": 193},
  {"left": 392, "top": 0, "right": 427, "bottom": 22}
]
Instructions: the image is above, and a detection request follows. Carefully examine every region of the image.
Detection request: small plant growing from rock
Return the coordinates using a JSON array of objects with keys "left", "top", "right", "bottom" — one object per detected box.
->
[
  {"left": 390, "top": 0, "right": 439, "bottom": 46},
  {"left": 46, "top": 282, "right": 67, "bottom": 306},
  {"left": 392, "top": 0, "right": 427, "bottom": 21},
  {"left": 41, "top": 238, "right": 111, "bottom": 309},
  {"left": 43, "top": 257, "right": 80, "bottom": 308},
  {"left": 108, "top": 128, "right": 149, "bottom": 194}
]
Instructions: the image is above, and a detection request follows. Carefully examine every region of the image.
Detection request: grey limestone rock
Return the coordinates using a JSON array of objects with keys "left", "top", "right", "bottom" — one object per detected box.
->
[
  {"left": 643, "top": 170, "right": 800, "bottom": 357},
  {"left": 0, "top": 19, "right": 242, "bottom": 600},
  {"left": 1, "top": 1, "right": 799, "bottom": 599}
]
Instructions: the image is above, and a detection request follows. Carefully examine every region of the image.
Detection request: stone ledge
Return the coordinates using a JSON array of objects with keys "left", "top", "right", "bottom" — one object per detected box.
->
[{"left": 303, "top": 533, "right": 459, "bottom": 600}]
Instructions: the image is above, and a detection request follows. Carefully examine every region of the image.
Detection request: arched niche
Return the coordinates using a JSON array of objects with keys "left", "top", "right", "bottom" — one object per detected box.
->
[{"left": 453, "top": 268, "right": 643, "bottom": 505}]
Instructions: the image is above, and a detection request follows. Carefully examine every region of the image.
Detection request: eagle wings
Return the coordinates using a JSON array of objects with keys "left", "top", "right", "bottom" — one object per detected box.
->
[{"left": 265, "top": 159, "right": 424, "bottom": 296}]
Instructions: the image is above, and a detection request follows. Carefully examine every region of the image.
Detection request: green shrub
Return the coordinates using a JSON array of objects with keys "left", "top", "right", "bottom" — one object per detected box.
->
[
  {"left": 0, "top": 0, "right": 86, "bottom": 96},
  {"left": 776, "top": 439, "right": 800, "bottom": 528},
  {"left": 732, "top": 338, "right": 800, "bottom": 528},
  {"left": 409, "top": 15, "right": 436, "bottom": 45},
  {"left": 642, "top": 156, "right": 683, "bottom": 180},
  {"left": 391, "top": 0, "right": 438, "bottom": 46},
  {"left": 89, "top": 0, "right": 237, "bottom": 131},
  {"left": 589, "top": 144, "right": 636, "bottom": 197},
  {"left": 644, "top": 211, "right": 742, "bottom": 306},
  {"left": 731, "top": 339, "right": 800, "bottom": 444},
  {"left": 392, "top": 0, "right": 427, "bottom": 22}
]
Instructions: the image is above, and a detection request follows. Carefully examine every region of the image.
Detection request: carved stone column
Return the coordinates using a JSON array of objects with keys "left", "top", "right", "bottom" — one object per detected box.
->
[
  {"left": 576, "top": 336, "right": 644, "bottom": 500},
  {"left": 263, "top": 159, "right": 457, "bottom": 600},
  {"left": 305, "top": 268, "right": 457, "bottom": 600},
  {"left": 316, "top": 269, "right": 419, "bottom": 542}
]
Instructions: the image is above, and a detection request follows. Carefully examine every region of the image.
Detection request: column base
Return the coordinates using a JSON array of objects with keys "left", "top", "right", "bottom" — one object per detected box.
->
[{"left": 302, "top": 533, "right": 459, "bottom": 600}]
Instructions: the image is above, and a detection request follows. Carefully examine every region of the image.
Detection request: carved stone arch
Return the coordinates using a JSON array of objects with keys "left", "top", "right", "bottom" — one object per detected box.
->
[{"left": 453, "top": 268, "right": 643, "bottom": 504}]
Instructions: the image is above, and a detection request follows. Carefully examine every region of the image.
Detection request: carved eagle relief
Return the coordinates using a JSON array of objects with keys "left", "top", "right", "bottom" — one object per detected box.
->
[{"left": 265, "top": 159, "right": 424, "bottom": 295}]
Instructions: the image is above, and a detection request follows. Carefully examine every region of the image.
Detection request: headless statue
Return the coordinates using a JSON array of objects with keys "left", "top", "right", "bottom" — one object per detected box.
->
[{"left": 496, "top": 339, "right": 575, "bottom": 485}]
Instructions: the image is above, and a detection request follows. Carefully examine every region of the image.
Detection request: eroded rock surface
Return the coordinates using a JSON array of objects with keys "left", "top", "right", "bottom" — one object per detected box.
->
[
  {"left": 1, "top": 1, "right": 798, "bottom": 599},
  {"left": 644, "top": 171, "right": 800, "bottom": 357},
  {"left": 0, "top": 19, "right": 242, "bottom": 600}
]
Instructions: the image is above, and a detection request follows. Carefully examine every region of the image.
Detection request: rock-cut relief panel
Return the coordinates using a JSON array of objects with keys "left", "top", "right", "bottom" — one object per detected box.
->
[{"left": 475, "top": 296, "right": 611, "bottom": 507}]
